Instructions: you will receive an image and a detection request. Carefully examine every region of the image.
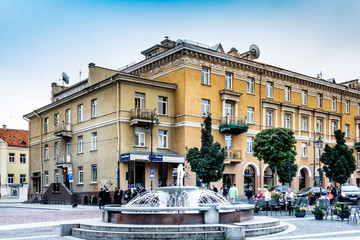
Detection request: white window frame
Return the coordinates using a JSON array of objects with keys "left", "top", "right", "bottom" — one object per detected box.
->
[
  {"left": 45, "top": 145, "right": 49, "bottom": 160},
  {"left": 8, "top": 153, "right": 15, "bottom": 163},
  {"left": 135, "top": 92, "right": 145, "bottom": 109},
  {"left": 78, "top": 135, "right": 83, "bottom": 153},
  {"left": 285, "top": 86, "right": 291, "bottom": 102},
  {"left": 301, "top": 116, "right": 308, "bottom": 131},
  {"left": 345, "top": 124, "right": 350, "bottom": 138},
  {"left": 317, "top": 94, "right": 322, "bottom": 108},
  {"left": 331, "top": 121, "right": 336, "bottom": 135},
  {"left": 54, "top": 113, "right": 59, "bottom": 125},
  {"left": 44, "top": 117, "right": 49, "bottom": 133},
  {"left": 135, "top": 131, "right": 145, "bottom": 147},
  {"left": 78, "top": 167, "right": 83, "bottom": 184},
  {"left": 45, "top": 171, "right": 49, "bottom": 186},
  {"left": 91, "top": 132, "right": 98, "bottom": 150},
  {"left": 92, "top": 165, "right": 97, "bottom": 182},
  {"left": 20, "top": 174, "right": 26, "bottom": 184},
  {"left": 55, "top": 142, "right": 59, "bottom": 156},
  {"left": 225, "top": 72, "right": 233, "bottom": 90},
  {"left": 225, "top": 134, "right": 233, "bottom": 149},
  {"left": 158, "top": 130, "right": 168, "bottom": 149},
  {"left": 224, "top": 103, "right": 233, "bottom": 116},
  {"left": 266, "top": 110, "right": 273, "bottom": 127},
  {"left": 8, "top": 174, "right": 14, "bottom": 184},
  {"left": 247, "top": 77, "right": 254, "bottom": 94},
  {"left": 358, "top": 103, "right": 360, "bottom": 116},
  {"left": 317, "top": 119, "right": 323, "bottom": 133},
  {"left": 20, "top": 154, "right": 26, "bottom": 164},
  {"left": 266, "top": 82, "right": 273, "bottom": 98},
  {"left": 247, "top": 107, "right": 254, "bottom": 124},
  {"left": 158, "top": 96, "right": 168, "bottom": 115},
  {"left": 65, "top": 109, "right": 71, "bottom": 124},
  {"left": 201, "top": 99, "right": 210, "bottom": 116},
  {"left": 66, "top": 140, "right": 71, "bottom": 156},
  {"left": 301, "top": 142, "right": 307, "bottom": 157},
  {"left": 78, "top": 104, "right": 83, "bottom": 122},
  {"left": 301, "top": 90, "right": 307, "bottom": 105},
  {"left": 331, "top": 97, "right": 337, "bottom": 111},
  {"left": 284, "top": 113, "right": 291, "bottom": 129},
  {"left": 247, "top": 137, "right": 254, "bottom": 154},
  {"left": 91, "top": 99, "right": 97, "bottom": 118},
  {"left": 345, "top": 100, "right": 350, "bottom": 114},
  {"left": 201, "top": 67, "right": 210, "bottom": 85}
]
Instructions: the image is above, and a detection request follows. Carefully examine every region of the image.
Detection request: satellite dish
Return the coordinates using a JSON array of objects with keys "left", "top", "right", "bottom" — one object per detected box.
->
[
  {"left": 249, "top": 44, "right": 260, "bottom": 59},
  {"left": 176, "top": 39, "right": 184, "bottom": 46},
  {"left": 62, "top": 72, "right": 69, "bottom": 84}
]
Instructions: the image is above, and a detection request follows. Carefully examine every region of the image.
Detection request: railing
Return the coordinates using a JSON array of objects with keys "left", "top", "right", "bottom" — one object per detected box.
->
[
  {"left": 220, "top": 116, "right": 247, "bottom": 126},
  {"left": 54, "top": 154, "right": 71, "bottom": 164},
  {"left": 225, "top": 149, "right": 242, "bottom": 160},
  {"left": 54, "top": 122, "right": 72, "bottom": 134},
  {"left": 130, "top": 108, "right": 157, "bottom": 120}
]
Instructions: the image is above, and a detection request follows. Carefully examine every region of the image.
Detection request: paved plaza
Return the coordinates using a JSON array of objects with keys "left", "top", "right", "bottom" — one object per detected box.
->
[{"left": 1, "top": 202, "right": 360, "bottom": 239}]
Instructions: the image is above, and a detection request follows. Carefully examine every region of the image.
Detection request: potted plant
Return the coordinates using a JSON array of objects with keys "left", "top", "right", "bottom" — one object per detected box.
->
[
  {"left": 336, "top": 204, "right": 351, "bottom": 219},
  {"left": 294, "top": 205, "right": 307, "bottom": 217},
  {"left": 271, "top": 192, "right": 283, "bottom": 199},
  {"left": 311, "top": 204, "right": 326, "bottom": 220}
]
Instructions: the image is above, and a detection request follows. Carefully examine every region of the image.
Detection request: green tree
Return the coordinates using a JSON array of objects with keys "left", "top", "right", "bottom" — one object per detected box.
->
[
  {"left": 252, "top": 128, "right": 297, "bottom": 188},
  {"left": 273, "top": 156, "right": 298, "bottom": 185},
  {"left": 321, "top": 129, "right": 356, "bottom": 184},
  {"left": 186, "top": 115, "right": 226, "bottom": 186}
]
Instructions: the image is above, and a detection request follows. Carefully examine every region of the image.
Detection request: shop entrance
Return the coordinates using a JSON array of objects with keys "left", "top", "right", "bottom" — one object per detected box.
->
[
  {"left": 299, "top": 169, "right": 306, "bottom": 190},
  {"left": 244, "top": 165, "right": 255, "bottom": 192},
  {"left": 135, "top": 162, "right": 145, "bottom": 187}
]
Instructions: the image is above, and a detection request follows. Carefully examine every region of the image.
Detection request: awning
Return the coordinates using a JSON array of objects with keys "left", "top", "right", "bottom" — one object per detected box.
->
[{"left": 120, "top": 151, "right": 184, "bottom": 163}]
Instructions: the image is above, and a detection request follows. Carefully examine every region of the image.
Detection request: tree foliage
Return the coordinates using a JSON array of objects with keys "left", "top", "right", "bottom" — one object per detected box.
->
[
  {"left": 252, "top": 128, "right": 297, "bottom": 186},
  {"left": 321, "top": 129, "right": 356, "bottom": 184},
  {"left": 186, "top": 115, "right": 226, "bottom": 185}
]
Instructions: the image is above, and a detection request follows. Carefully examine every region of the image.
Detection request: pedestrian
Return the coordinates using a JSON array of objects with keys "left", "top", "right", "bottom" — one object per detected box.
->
[
  {"left": 124, "top": 187, "right": 131, "bottom": 204},
  {"left": 98, "top": 187, "right": 104, "bottom": 209},
  {"left": 263, "top": 188, "right": 271, "bottom": 201},
  {"left": 213, "top": 185, "right": 218, "bottom": 193},
  {"left": 104, "top": 187, "right": 110, "bottom": 205},
  {"left": 255, "top": 188, "right": 263, "bottom": 204},
  {"left": 222, "top": 186, "right": 228, "bottom": 200},
  {"left": 308, "top": 190, "right": 316, "bottom": 211},
  {"left": 284, "top": 188, "right": 294, "bottom": 211},
  {"left": 118, "top": 188, "right": 123, "bottom": 205},
  {"left": 228, "top": 184, "right": 239, "bottom": 204},
  {"left": 245, "top": 186, "right": 253, "bottom": 204},
  {"left": 131, "top": 189, "right": 137, "bottom": 200},
  {"left": 114, "top": 187, "right": 119, "bottom": 204},
  {"left": 329, "top": 183, "right": 337, "bottom": 204}
]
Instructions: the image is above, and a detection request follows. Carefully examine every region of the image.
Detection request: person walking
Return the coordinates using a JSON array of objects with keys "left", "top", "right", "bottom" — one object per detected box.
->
[
  {"left": 308, "top": 190, "right": 316, "bottom": 211},
  {"left": 98, "top": 188, "right": 104, "bottom": 209},
  {"left": 228, "top": 184, "right": 239, "bottom": 204},
  {"left": 245, "top": 186, "right": 253, "bottom": 204},
  {"left": 221, "top": 186, "right": 228, "bottom": 200}
]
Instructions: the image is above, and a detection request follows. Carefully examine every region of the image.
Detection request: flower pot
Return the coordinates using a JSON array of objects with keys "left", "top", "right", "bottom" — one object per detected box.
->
[
  {"left": 294, "top": 212, "right": 306, "bottom": 217},
  {"left": 337, "top": 212, "right": 351, "bottom": 219},
  {"left": 314, "top": 214, "right": 324, "bottom": 220}
]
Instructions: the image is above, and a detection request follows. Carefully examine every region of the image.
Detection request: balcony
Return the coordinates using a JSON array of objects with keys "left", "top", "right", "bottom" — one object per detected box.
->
[
  {"left": 54, "top": 154, "right": 71, "bottom": 165},
  {"left": 130, "top": 108, "right": 156, "bottom": 127},
  {"left": 224, "top": 149, "right": 242, "bottom": 164},
  {"left": 355, "top": 137, "right": 360, "bottom": 149},
  {"left": 219, "top": 116, "right": 248, "bottom": 135},
  {"left": 54, "top": 122, "right": 72, "bottom": 138}
]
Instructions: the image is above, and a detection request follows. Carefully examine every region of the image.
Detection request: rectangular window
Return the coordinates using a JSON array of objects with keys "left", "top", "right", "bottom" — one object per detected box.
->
[
  {"left": 158, "top": 130, "right": 168, "bottom": 148},
  {"left": 247, "top": 77, "right": 254, "bottom": 94},
  {"left": 44, "top": 145, "right": 49, "bottom": 160},
  {"left": 266, "top": 82, "right": 273, "bottom": 98},
  {"left": 78, "top": 104, "right": 83, "bottom": 122},
  {"left": 78, "top": 167, "right": 83, "bottom": 184},
  {"left": 225, "top": 134, "right": 233, "bottom": 149},
  {"left": 91, "top": 132, "right": 97, "bottom": 150},
  {"left": 8, "top": 153, "right": 15, "bottom": 163},
  {"left": 358, "top": 104, "right": 360, "bottom": 116},
  {"left": 78, "top": 135, "right": 83, "bottom": 153},
  {"left": 317, "top": 119, "right": 323, "bottom": 133},
  {"left": 135, "top": 92, "right": 145, "bottom": 109},
  {"left": 331, "top": 97, "right": 337, "bottom": 111},
  {"left": 345, "top": 124, "right": 350, "bottom": 138},
  {"left": 201, "top": 67, "right": 210, "bottom": 85},
  {"left": 301, "top": 116, "right": 308, "bottom": 131},
  {"left": 247, "top": 137, "right": 254, "bottom": 154},
  {"left": 92, "top": 165, "right": 97, "bottom": 182},
  {"left": 91, "top": 99, "right": 97, "bottom": 118},
  {"left": 20, "top": 154, "right": 26, "bottom": 164},
  {"left": 317, "top": 146, "right": 322, "bottom": 159},
  {"left": 158, "top": 96, "right": 168, "bottom": 115},
  {"left": 266, "top": 110, "right": 273, "bottom": 127},
  {"left": 284, "top": 113, "right": 291, "bottom": 129},
  {"left": 285, "top": 86, "right": 291, "bottom": 102},
  {"left": 55, "top": 170, "right": 59, "bottom": 183},
  {"left": 54, "top": 113, "right": 59, "bottom": 125},
  {"left": 317, "top": 94, "right": 323, "bottom": 108},
  {"left": 301, "top": 90, "right": 307, "bottom": 105},
  {"left": 345, "top": 100, "right": 350, "bottom": 114},
  {"left": 301, "top": 143, "right": 307, "bottom": 157},
  {"left": 225, "top": 72, "right": 232, "bottom": 89},
  {"left": 66, "top": 140, "right": 71, "bottom": 156},
  {"left": 224, "top": 103, "right": 233, "bottom": 116},
  {"left": 20, "top": 174, "right": 26, "bottom": 184},
  {"left": 55, "top": 141, "right": 59, "bottom": 156},
  {"left": 331, "top": 121, "right": 336, "bottom": 135},
  {"left": 135, "top": 131, "right": 145, "bottom": 147},
  {"left": 8, "top": 174, "right": 14, "bottom": 184},
  {"left": 201, "top": 99, "right": 210, "bottom": 116},
  {"left": 45, "top": 171, "right": 49, "bottom": 186},
  {"left": 247, "top": 107, "right": 254, "bottom": 124},
  {"left": 44, "top": 117, "right": 49, "bottom": 133},
  {"left": 65, "top": 109, "right": 71, "bottom": 124}
]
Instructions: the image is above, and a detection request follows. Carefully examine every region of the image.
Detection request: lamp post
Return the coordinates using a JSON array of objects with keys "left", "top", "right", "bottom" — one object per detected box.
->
[
  {"left": 316, "top": 136, "right": 324, "bottom": 197},
  {"left": 308, "top": 132, "right": 323, "bottom": 188},
  {"left": 149, "top": 112, "right": 160, "bottom": 191}
]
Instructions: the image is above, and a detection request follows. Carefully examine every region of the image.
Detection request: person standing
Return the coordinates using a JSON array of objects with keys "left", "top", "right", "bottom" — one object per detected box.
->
[
  {"left": 104, "top": 187, "right": 110, "bottom": 205},
  {"left": 222, "top": 186, "right": 228, "bottom": 200},
  {"left": 245, "top": 186, "right": 253, "bottom": 204},
  {"left": 118, "top": 188, "right": 123, "bottom": 205},
  {"left": 329, "top": 183, "right": 337, "bottom": 204},
  {"left": 98, "top": 188, "right": 104, "bottom": 209},
  {"left": 228, "top": 184, "right": 239, "bottom": 204},
  {"left": 114, "top": 187, "right": 119, "bottom": 204}
]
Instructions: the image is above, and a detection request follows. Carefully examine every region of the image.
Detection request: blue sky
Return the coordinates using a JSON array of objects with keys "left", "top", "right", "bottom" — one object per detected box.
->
[{"left": 1, "top": 0, "right": 359, "bottom": 130}]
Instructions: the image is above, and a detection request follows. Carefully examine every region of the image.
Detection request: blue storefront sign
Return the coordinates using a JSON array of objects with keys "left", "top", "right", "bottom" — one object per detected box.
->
[
  {"left": 120, "top": 154, "right": 130, "bottom": 161},
  {"left": 149, "top": 155, "right": 163, "bottom": 162}
]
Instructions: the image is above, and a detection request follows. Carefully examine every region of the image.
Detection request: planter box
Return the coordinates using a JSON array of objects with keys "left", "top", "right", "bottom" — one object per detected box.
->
[
  {"left": 294, "top": 212, "right": 306, "bottom": 217},
  {"left": 314, "top": 214, "right": 324, "bottom": 220}
]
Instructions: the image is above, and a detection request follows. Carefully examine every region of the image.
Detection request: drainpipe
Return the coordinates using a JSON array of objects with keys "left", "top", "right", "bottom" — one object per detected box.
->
[
  {"left": 111, "top": 76, "right": 121, "bottom": 188},
  {"left": 33, "top": 111, "right": 43, "bottom": 196},
  {"left": 23, "top": 117, "right": 30, "bottom": 198}
]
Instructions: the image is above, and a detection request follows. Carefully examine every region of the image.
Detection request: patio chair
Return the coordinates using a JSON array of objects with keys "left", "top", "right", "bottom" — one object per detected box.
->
[
  {"left": 347, "top": 201, "right": 360, "bottom": 224},
  {"left": 255, "top": 198, "right": 267, "bottom": 215},
  {"left": 269, "top": 198, "right": 282, "bottom": 216},
  {"left": 320, "top": 199, "right": 335, "bottom": 221}
]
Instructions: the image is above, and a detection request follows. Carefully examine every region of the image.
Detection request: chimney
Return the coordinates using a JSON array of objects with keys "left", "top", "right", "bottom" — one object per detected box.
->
[
  {"left": 2, "top": 124, "right": 7, "bottom": 130},
  {"left": 227, "top": 47, "right": 239, "bottom": 57}
]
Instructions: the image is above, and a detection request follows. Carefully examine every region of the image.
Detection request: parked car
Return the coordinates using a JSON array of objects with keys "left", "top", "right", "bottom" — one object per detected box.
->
[
  {"left": 269, "top": 186, "right": 294, "bottom": 194},
  {"left": 296, "top": 187, "right": 327, "bottom": 198},
  {"left": 338, "top": 185, "right": 360, "bottom": 203}
]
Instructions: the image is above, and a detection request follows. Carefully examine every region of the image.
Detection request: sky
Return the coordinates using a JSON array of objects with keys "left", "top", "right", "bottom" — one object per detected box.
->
[{"left": 0, "top": 0, "right": 359, "bottom": 130}]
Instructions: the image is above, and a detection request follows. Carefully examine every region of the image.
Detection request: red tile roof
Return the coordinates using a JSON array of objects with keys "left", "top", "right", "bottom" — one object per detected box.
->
[{"left": 0, "top": 128, "right": 29, "bottom": 148}]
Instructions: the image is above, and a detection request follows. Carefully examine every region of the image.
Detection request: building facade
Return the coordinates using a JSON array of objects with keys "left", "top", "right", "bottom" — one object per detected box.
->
[
  {"left": 0, "top": 125, "right": 29, "bottom": 201},
  {"left": 25, "top": 38, "right": 360, "bottom": 202}
]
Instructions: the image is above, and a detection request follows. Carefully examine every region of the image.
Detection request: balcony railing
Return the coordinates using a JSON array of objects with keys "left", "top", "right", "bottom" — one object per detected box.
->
[
  {"left": 355, "top": 137, "right": 360, "bottom": 149},
  {"left": 219, "top": 116, "right": 248, "bottom": 134},
  {"left": 54, "top": 122, "right": 72, "bottom": 138},
  {"left": 220, "top": 116, "right": 247, "bottom": 125},
  {"left": 54, "top": 154, "right": 71, "bottom": 165},
  {"left": 225, "top": 149, "right": 242, "bottom": 159},
  {"left": 130, "top": 108, "right": 157, "bottom": 126}
]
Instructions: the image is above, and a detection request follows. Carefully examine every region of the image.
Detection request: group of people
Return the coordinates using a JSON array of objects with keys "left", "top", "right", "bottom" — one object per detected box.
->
[
  {"left": 98, "top": 185, "right": 146, "bottom": 209},
  {"left": 215, "top": 184, "right": 239, "bottom": 203}
]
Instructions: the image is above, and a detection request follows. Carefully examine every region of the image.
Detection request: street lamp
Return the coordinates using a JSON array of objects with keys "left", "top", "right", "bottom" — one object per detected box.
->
[
  {"left": 316, "top": 135, "right": 324, "bottom": 197},
  {"left": 149, "top": 112, "right": 160, "bottom": 191},
  {"left": 308, "top": 132, "right": 323, "bottom": 188}
]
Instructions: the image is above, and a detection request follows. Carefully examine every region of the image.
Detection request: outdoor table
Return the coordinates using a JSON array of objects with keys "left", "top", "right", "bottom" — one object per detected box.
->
[
  {"left": 336, "top": 201, "right": 352, "bottom": 221},
  {"left": 286, "top": 198, "right": 294, "bottom": 216}
]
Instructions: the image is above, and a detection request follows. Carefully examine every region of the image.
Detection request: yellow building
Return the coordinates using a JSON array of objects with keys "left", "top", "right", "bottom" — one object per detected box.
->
[
  {"left": 0, "top": 124, "right": 29, "bottom": 201},
  {"left": 25, "top": 38, "right": 360, "bottom": 202}
]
